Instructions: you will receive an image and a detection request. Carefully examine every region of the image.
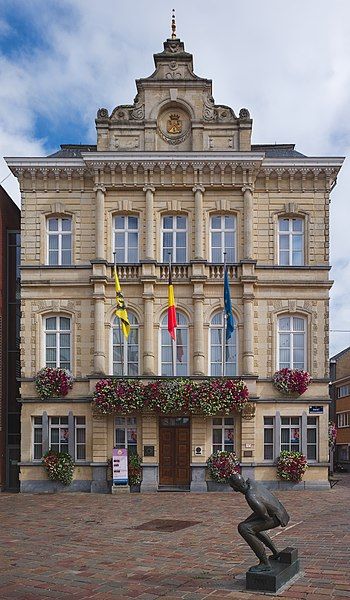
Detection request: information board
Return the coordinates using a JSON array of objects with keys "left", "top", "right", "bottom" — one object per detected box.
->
[{"left": 112, "top": 448, "right": 128, "bottom": 485}]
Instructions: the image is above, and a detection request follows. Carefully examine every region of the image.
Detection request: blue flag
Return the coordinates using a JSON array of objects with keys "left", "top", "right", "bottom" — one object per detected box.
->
[{"left": 224, "top": 267, "right": 234, "bottom": 341}]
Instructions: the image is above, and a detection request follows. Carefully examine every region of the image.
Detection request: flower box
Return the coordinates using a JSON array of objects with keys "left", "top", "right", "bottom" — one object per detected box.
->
[
  {"left": 272, "top": 368, "right": 311, "bottom": 396},
  {"left": 35, "top": 367, "right": 73, "bottom": 400}
]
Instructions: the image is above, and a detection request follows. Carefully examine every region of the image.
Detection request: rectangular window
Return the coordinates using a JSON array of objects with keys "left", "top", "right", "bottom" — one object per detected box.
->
[
  {"left": 210, "top": 215, "right": 236, "bottom": 263},
  {"left": 337, "top": 385, "right": 350, "bottom": 398},
  {"left": 75, "top": 416, "right": 86, "bottom": 460},
  {"left": 337, "top": 412, "right": 350, "bottom": 428},
  {"left": 278, "top": 217, "right": 304, "bottom": 266},
  {"left": 49, "top": 416, "right": 69, "bottom": 453},
  {"left": 280, "top": 416, "right": 301, "bottom": 452},
  {"left": 33, "top": 416, "right": 43, "bottom": 460},
  {"left": 47, "top": 217, "right": 72, "bottom": 266},
  {"left": 115, "top": 417, "right": 138, "bottom": 456},
  {"left": 278, "top": 316, "right": 306, "bottom": 370},
  {"left": 306, "top": 416, "right": 318, "bottom": 461},
  {"left": 162, "top": 215, "right": 187, "bottom": 263},
  {"left": 338, "top": 445, "right": 349, "bottom": 462},
  {"left": 264, "top": 417, "right": 274, "bottom": 460},
  {"left": 113, "top": 215, "right": 139, "bottom": 263},
  {"left": 212, "top": 417, "right": 235, "bottom": 453},
  {"left": 45, "top": 315, "right": 71, "bottom": 371}
]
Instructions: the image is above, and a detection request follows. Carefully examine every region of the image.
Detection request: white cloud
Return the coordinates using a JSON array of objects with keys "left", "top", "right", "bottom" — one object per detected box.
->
[{"left": 1, "top": 0, "right": 350, "bottom": 353}]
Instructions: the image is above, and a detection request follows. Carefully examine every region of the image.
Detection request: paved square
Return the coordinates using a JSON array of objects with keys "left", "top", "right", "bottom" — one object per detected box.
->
[{"left": 1, "top": 476, "right": 350, "bottom": 599}]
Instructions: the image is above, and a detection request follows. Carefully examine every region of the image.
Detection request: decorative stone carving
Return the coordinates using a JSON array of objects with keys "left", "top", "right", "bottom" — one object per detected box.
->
[
  {"left": 239, "top": 108, "right": 251, "bottom": 120},
  {"left": 97, "top": 108, "right": 109, "bottom": 119}
]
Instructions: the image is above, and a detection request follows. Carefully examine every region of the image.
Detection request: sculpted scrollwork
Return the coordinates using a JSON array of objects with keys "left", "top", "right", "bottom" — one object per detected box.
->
[
  {"left": 203, "top": 93, "right": 236, "bottom": 122},
  {"left": 96, "top": 108, "right": 109, "bottom": 119}
]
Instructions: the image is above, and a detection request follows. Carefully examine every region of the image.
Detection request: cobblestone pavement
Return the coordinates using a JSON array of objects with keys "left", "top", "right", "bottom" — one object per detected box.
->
[{"left": 1, "top": 476, "right": 350, "bottom": 599}]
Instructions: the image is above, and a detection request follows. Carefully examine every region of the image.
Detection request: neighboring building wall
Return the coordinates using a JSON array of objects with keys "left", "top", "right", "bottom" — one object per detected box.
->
[
  {"left": 329, "top": 348, "right": 350, "bottom": 468},
  {"left": 0, "top": 186, "right": 20, "bottom": 491}
]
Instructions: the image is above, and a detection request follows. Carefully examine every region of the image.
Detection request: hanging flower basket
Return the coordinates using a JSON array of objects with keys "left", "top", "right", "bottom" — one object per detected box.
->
[
  {"left": 92, "top": 379, "right": 144, "bottom": 415},
  {"left": 276, "top": 451, "right": 307, "bottom": 483},
  {"left": 272, "top": 368, "right": 311, "bottom": 396},
  {"left": 206, "top": 450, "right": 240, "bottom": 484},
  {"left": 35, "top": 367, "right": 73, "bottom": 399},
  {"left": 328, "top": 421, "right": 337, "bottom": 449},
  {"left": 92, "top": 378, "right": 249, "bottom": 416},
  {"left": 42, "top": 450, "right": 74, "bottom": 486}
]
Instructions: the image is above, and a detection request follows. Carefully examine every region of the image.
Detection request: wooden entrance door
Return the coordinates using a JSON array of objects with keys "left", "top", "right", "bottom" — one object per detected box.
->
[{"left": 159, "top": 418, "right": 190, "bottom": 486}]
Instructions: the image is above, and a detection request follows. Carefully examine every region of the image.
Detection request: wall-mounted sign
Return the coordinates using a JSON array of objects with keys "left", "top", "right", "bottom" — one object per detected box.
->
[
  {"left": 112, "top": 448, "right": 128, "bottom": 485},
  {"left": 309, "top": 406, "right": 324, "bottom": 414}
]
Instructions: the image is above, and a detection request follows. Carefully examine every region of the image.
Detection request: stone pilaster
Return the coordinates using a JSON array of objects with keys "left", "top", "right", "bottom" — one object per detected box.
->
[
  {"left": 93, "top": 292, "right": 106, "bottom": 374},
  {"left": 243, "top": 292, "right": 254, "bottom": 375},
  {"left": 143, "top": 284, "right": 155, "bottom": 375},
  {"left": 94, "top": 184, "right": 106, "bottom": 260},
  {"left": 143, "top": 186, "right": 155, "bottom": 261},
  {"left": 193, "top": 185, "right": 205, "bottom": 260},
  {"left": 242, "top": 185, "right": 254, "bottom": 260},
  {"left": 193, "top": 293, "right": 205, "bottom": 375}
]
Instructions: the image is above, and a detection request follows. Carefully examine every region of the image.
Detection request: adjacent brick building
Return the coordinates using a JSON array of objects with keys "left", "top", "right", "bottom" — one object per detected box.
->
[
  {"left": 330, "top": 347, "right": 350, "bottom": 470},
  {"left": 0, "top": 185, "right": 20, "bottom": 491},
  {"left": 5, "top": 32, "right": 344, "bottom": 492}
]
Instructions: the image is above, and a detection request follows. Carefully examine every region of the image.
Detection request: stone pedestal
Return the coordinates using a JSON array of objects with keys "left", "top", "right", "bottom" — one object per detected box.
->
[
  {"left": 111, "top": 484, "right": 130, "bottom": 494},
  {"left": 246, "top": 547, "right": 300, "bottom": 593}
]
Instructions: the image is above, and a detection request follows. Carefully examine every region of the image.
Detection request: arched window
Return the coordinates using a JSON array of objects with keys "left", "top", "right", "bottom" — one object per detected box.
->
[
  {"left": 112, "top": 312, "right": 139, "bottom": 375},
  {"left": 278, "top": 217, "right": 304, "bottom": 266},
  {"left": 160, "top": 311, "right": 188, "bottom": 376},
  {"left": 113, "top": 215, "right": 139, "bottom": 263},
  {"left": 47, "top": 217, "right": 72, "bottom": 265},
  {"left": 210, "top": 215, "right": 236, "bottom": 263},
  {"left": 278, "top": 315, "right": 306, "bottom": 370},
  {"left": 44, "top": 315, "right": 71, "bottom": 370},
  {"left": 209, "top": 311, "right": 237, "bottom": 376},
  {"left": 161, "top": 215, "right": 187, "bottom": 262}
]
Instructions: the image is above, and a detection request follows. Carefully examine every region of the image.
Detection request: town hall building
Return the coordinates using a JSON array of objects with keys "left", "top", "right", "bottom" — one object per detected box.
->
[{"left": 6, "top": 27, "right": 343, "bottom": 492}]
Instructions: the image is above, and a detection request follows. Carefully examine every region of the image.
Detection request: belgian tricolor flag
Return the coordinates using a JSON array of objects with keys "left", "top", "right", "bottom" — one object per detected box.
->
[{"left": 167, "top": 267, "right": 177, "bottom": 340}]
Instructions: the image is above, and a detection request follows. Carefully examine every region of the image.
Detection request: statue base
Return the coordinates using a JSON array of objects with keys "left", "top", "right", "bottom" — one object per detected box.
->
[{"left": 246, "top": 547, "right": 300, "bottom": 593}]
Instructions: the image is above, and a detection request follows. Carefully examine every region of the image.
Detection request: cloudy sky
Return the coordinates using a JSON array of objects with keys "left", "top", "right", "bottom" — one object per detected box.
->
[{"left": 1, "top": 0, "right": 349, "bottom": 357}]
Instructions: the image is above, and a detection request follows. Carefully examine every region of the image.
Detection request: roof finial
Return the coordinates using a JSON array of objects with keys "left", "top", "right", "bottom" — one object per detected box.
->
[{"left": 171, "top": 8, "right": 177, "bottom": 39}]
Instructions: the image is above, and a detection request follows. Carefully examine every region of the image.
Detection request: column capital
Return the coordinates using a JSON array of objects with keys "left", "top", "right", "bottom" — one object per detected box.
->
[
  {"left": 93, "top": 183, "right": 106, "bottom": 193},
  {"left": 143, "top": 185, "right": 156, "bottom": 193},
  {"left": 192, "top": 184, "right": 205, "bottom": 194},
  {"left": 242, "top": 184, "right": 254, "bottom": 195}
]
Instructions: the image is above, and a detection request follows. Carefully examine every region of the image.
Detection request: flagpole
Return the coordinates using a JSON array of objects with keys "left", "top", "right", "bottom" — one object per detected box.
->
[
  {"left": 222, "top": 252, "right": 227, "bottom": 377},
  {"left": 114, "top": 252, "right": 124, "bottom": 377},
  {"left": 168, "top": 252, "right": 176, "bottom": 377}
]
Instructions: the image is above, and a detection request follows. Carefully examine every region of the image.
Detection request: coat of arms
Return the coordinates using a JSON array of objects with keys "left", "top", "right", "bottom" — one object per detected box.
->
[{"left": 167, "top": 114, "right": 182, "bottom": 135}]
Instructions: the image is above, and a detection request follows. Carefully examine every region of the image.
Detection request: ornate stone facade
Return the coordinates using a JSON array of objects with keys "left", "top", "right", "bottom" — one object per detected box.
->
[{"left": 6, "top": 34, "right": 344, "bottom": 492}]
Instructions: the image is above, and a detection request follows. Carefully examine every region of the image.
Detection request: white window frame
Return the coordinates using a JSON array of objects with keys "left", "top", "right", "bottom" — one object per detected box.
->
[
  {"left": 159, "top": 311, "right": 189, "bottom": 376},
  {"left": 115, "top": 417, "right": 138, "bottom": 455},
  {"left": 277, "top": 315, "right": 306, "bottom": 370},
  {"left": 49, "top": 416, "right": 69, "bottom": 453},
  {"left": 278, "top": 217, "right": 304, "bottom": 266},
  {"left": 33, "top": 416, "right": 43, "bottom": 461},
  {"left": 111, "top": 312, "right": 139, "bottom": 376},
  {"left": 209, "top": 214, "right": 237, "bottom": 263},
  {"left": 161, "top": 215, "right": 187, "bottom": 263},
  {"left": 112, "top": 215, "right": 139, "bottom": 263},
  {"left": 212, "top": 417, "right": 235, "bottom": 453},
  {"left": 75, "top": 416, "right": 86, "bottom": 461},
  {"left": 280, "top": 416, "right": 301, "bottom": 453},
  {"left": 46, "top": 217, "right": 72, "bottom": 266},
  {"left": 337, "top": 412, "right": 350, "bottom": 428},
  {"left": 337, "top": 385, "right": 350, "bottom": 398},
  {"left": 209, "top": 311, "right": 237, "bottom": 376},
  {"left": 44, "top": 315, "right": 71, "bottom": 371}
]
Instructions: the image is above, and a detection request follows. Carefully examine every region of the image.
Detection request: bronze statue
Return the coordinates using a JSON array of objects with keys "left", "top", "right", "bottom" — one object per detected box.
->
[{"left": 229, "top": 473, "right": 290, "bottom": 573}]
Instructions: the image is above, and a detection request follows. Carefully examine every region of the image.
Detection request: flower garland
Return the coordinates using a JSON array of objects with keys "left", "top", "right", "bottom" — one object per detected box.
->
[
  {"left": 206, "top": 450, "right": 240, "bottom": 483},
  {"left": 92, "top": 379, "right": 144, "bottom": 415},
  {"left": 92, "top": 378, "right": 249, "bottom": 416},
  {"left": 42, "top": 450, "right": 74, "bottom": 486},
  {"left": 276, "top": 451, "right": 307, "bottom": 483},
  {"left": 328, "top": 421, "right": 337, "bottom": 448},
  {"left": 272, "top": 368, "right": 311, "bottom": 396},
  {"left": 35, "top": 367, "right": 73, "bottom": 399}
]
